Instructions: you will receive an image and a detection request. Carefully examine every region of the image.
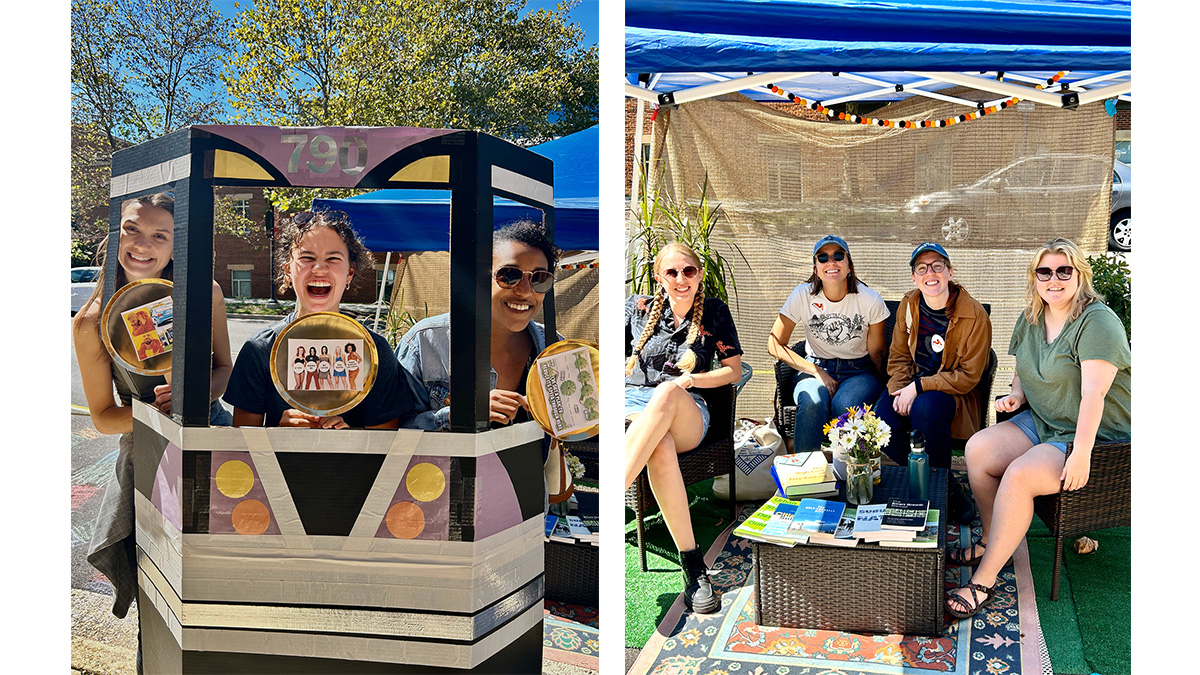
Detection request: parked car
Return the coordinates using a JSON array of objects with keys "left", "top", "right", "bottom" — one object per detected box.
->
[
  {"left": 903, "top": 153, "right": 1120, "bottom": 248},
  {"left": 1109, "top": 160, "right": 1130, "bottom": 251},
  {"left": 71, "top": 266, "right": 99, "bottom": 314}
]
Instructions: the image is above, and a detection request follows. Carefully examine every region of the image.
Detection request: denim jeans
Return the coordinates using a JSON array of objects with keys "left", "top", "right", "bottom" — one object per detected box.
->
[
  {"left": 874, "top": 389, "right": 956, "bottom": 468},
  {"left": 791, "top": 356, "right": 882, "bottom": 453}
]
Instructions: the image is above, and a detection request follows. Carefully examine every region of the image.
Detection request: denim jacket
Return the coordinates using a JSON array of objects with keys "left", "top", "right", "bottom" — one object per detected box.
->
[{"left": 396, "top": 313, "right": 552, "bottom": 430}]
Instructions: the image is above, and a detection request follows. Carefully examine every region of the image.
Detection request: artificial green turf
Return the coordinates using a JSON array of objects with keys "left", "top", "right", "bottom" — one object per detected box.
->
[
  {"left": 626, "top": 487, "right": 1133, "bottom": 675},
  {"left": 624, "top": 479, "right": 732, "bottom": 647},
  {"left": 1026, "top": 518, "right": 1132, "bottom": 675}
]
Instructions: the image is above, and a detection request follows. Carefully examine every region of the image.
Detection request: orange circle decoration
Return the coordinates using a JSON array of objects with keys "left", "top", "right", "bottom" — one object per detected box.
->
[
  {"left": 231, "top": 499, "right": 271, "bottom": 536},
  {"left": 385, "top": 502, "right": 425, "bottom": 539},
  {"left": 216, "top": 460, "right": 255, "bottom": 498}
]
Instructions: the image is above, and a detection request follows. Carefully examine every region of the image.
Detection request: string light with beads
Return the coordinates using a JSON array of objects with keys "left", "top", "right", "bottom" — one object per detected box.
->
[
  {"left": 1035, "top": 71, "right": 1068, "bottom": 90},
  {"left": 767, "top": 82, "right": 1021, "bottom": 129}
]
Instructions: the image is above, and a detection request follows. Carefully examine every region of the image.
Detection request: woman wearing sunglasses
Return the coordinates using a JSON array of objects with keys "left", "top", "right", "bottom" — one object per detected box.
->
[
  {"left": 768, "top": 234, "right": 889, "bottom": 454},
  {"left": 397, "top": 220, "right": 560, "bottom": 431},
  {"left": 624, "top": 241, "right": 743, "bottom": 614},
  {"left": 225, "top": 210, "right": 411, "bottom": 429},
  {"left": 945, "top": 238, "right": 1130, "bottom": 620}
]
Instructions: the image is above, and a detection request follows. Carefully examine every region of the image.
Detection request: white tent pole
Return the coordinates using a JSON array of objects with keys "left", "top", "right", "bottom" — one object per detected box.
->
[
  {"left": 625, "top": 82, "right": 659, "bottom": 103},
  {"left": 668, "top": 71, "right": 812, "bottom": 104},
  {"left": 372, "top": 251, "right": 391, "bottom": 331},
  {"left": 909, "top": 71, "right": 1068, "bottom": 107},
  {"left": 1076, "top": 80, "right": 1133, "bottom": 105},
  {"left": 631, "top": 96, "right": 646, "bottom": 213}
]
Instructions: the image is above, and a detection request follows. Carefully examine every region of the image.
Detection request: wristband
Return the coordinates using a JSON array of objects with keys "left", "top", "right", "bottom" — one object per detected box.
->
[{"left": 914, "top": 379, "right": 924, "bottom": 395}]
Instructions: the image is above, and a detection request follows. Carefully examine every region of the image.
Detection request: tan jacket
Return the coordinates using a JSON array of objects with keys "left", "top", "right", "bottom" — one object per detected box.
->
[{"left": 886, "top": 285, "right": 992, "bottom": 439}]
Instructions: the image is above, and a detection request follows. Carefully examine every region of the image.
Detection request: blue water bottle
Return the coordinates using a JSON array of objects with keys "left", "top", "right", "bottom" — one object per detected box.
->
[{"left": 908, "top": 430, "right": 929, "bottom": 500}]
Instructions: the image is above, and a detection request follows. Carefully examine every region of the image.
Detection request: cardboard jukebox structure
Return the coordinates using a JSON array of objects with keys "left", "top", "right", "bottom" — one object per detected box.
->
[{"left": 108, "top": 126, "right": 554, "bottom": 672}]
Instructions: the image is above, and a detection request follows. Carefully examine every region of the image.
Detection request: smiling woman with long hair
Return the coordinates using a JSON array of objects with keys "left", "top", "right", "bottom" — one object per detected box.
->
[
  {"left": 944, "top": 238, "right": 1130, "bottom": 620},
  {"left": 624, "top": 241, "right": 743, "bottom": 615},
  {"left": 223, "top": 210, "right": 412, "bottom": 429},
  {"left": 73, "top": 192, "right": 233, "bottom": 649}
]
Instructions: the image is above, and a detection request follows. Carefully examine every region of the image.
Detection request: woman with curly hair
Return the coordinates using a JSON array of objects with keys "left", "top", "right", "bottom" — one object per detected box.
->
[
  {"left": 224, "top": 210, "right": 412, "bottom": 429},
  {"left": 624, "top": 241, "right": 743, "bottom": 614},
  {"left": 945, "top": 238, "right": 1130, "bottom": 620}
]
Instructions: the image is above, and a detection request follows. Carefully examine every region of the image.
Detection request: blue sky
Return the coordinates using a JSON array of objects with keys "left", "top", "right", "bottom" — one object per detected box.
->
[{"left": 212, "top": 1, "right": 597, "bottom": 46}]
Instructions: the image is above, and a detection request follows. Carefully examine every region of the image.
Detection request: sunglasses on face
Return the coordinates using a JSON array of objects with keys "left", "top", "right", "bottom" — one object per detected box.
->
[
  {"left": 913, "top": 261, "right": 947, "bottom": 275},
  {"left": 1035, "top": 265, "right": 1075, "bottom": 281},
  {"left": 293, "top": 210, "right": 349, "bottom": 226},
  {"left": 494, "top": 265, "right": 554, "bottom": 292},
  {"left": 815, "top": 251, "right": 846, "bottom": 263},
  {"left": 661, "top": 265, "right": 699, "bottom": 280}
]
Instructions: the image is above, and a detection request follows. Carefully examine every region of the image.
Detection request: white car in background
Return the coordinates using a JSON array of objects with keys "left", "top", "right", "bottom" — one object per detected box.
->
[
  {"left": 71, "top": 266, "right": 99, "bottom": 314},
  {"left": 1108, "top": 160, "right": 1130, "bottom": 252}
]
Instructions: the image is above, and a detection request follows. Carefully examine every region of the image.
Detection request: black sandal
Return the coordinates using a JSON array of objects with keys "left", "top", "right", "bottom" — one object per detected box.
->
[
  {"left": 945, "top": 582, "right": 996, "bottom": 619},
  {"left": 947, "top": 541, "right": 1012, "bottom": 567}
]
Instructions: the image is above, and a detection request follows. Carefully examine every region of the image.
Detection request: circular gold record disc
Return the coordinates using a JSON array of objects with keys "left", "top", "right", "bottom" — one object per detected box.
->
[
  {"left": 269, "top": 312, "right": 378, "bottom": 417},
  {"left": 100, "top": 278, "right": 174, "bottom": 376},
  {"left": 526, "top": 339, "right": 599, "bottom": 441}
]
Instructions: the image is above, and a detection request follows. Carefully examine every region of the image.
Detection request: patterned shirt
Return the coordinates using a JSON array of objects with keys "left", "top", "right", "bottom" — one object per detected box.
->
[{"left": 625, "top": 295, "right": 743, "bottom": 386}]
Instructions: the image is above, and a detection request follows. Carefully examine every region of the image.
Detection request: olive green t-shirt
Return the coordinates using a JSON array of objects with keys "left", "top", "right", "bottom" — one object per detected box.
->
[{"left": 1008, "top": 302, "right": 1131, "bottom": 445}]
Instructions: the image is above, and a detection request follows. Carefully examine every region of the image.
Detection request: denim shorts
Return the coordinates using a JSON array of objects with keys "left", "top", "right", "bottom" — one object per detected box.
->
[
  {"left": 1007, "top": 409, "right": 1069, "bottom": 453},
  {"left": 624, "top": 384, "right": 711, "bottom": 438}
]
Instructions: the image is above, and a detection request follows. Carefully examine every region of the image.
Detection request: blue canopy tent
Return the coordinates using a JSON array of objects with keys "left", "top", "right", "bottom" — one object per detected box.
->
[
  {"left": 314, "top": 124, "right": 598, "bottom": 252},
  {"left": 625, "top": 0, "right": 1130, "bottom": 110}
]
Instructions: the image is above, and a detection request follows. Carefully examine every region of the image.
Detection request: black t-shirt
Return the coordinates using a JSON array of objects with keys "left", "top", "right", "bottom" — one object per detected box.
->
[
  {"left": 625, "top": 295, "right": 743, "bottom": 386},
  {"left": 914, "top": 295, "right": 950, "bottom": 378},
  {"left": 224, "top": 313, "right": 416, "bottom": 427}
]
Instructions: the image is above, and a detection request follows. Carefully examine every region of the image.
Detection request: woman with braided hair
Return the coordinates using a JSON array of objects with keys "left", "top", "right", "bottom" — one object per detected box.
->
[{"left": 625, "top": 242, "right": 743, "bottom": 614}]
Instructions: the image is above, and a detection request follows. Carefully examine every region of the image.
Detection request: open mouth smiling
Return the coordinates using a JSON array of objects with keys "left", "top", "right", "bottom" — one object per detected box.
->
[{"left": 307, "top": 280, "right": 332, "bottom": 298}]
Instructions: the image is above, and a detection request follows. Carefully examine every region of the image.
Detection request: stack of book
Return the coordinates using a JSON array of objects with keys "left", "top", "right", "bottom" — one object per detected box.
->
[
  {"left": 734, "top": 496, "right": 940, "bottom": 549},
  {"left": 545, "top": 513, "right": 599, "bottom": 546},
  {"left": 769, "top": 451, "right": 838, "bottom": 499}
]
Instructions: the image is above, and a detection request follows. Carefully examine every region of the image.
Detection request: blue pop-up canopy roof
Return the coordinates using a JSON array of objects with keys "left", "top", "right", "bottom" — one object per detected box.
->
[
  {"left": 625, "top": 0, "right": 1130, "bottom": 110},
  {"left": 314, "top": 124, "right": 598, "bottom": 251}
]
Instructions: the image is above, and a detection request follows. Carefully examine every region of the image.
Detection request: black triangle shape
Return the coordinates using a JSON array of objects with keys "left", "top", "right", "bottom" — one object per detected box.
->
[{"left": 275, "top": 452, "right": 385, "bottom": 536}]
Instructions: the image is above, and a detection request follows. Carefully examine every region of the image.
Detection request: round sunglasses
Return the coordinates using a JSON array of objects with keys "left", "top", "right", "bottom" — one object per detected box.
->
[
  {"left": 661, "top": 265, "right": 699, "bottom": 280},
  {"left": 815, "top": 250, "right": 846, "bottom": 263},
  {"left": 494, "top": 266, "right": 555, "bottom": 292},
  {"left": 1034, "top": 265, "right": 1075, "bottom": 281}
]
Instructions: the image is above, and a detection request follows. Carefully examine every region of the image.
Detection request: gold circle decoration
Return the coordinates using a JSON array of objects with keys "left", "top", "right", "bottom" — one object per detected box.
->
[
  {"left": 215, "top": 460, "right": 255, "bottom": 498},
  {"left": 269, "top": 312, "right": 378, "bottom": 417},
  {"left": 405, "top": 463, "right": 446, "bottom": 502},
  {"left": 526, "top": 339, "right": 599, "bottom": 442},
  {"left": 100, "top": 278, "right": 174, "bottom": 376}
]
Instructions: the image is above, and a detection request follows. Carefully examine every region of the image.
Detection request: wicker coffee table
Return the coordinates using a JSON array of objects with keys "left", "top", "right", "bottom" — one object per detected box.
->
[{"left": 752, "top": 465, "right": 949, "bottom": 636}]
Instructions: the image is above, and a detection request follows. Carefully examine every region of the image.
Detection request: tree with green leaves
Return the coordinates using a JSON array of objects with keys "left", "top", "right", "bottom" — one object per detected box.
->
[
  {"left": 71, "top": 0, "right": 233, "bottom": 256},
  {"left": 223, "top": 0, "right": 597, "bottom": 143}
]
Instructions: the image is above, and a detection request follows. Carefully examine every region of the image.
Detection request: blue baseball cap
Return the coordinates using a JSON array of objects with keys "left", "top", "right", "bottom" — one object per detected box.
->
[
  {"left": 910, "top": 242, "right": 950, "bottom": 267},
  {"left": 813, "top": 234, "right": 849, "bottom": 256}
]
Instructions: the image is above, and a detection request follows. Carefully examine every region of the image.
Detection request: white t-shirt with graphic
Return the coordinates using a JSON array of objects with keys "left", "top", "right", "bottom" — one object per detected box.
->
[{"left": 779, "top": 284, "right": 890, "bottom": 360}]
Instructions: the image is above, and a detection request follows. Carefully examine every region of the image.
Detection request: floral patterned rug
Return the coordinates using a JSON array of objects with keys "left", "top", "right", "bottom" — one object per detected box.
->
[
  {"left": 544, "top": 600, "right": 600, "bottom": 670},
  {"left": 629, "top": 510, "right": 1044, "bottom": 675}
]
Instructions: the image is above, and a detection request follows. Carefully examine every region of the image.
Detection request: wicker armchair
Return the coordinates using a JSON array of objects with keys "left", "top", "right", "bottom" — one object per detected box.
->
[
  {"left": 625, "top": 383, "right": 737, "bottom": 572},
  {"left": 774, "top": 299, "right": 995, "bottom": 451},
  {"left": 1032, "top": 439, "right": 1131, "bottom": 600}
]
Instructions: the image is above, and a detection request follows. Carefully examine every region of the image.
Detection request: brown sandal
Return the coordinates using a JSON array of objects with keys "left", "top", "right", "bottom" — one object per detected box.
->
[
  {"left": 947, "top": 541, "right": 1012, "bottom": 568},
  {"left": 945, "top": 582, "right": 996, "bottom": 619}
]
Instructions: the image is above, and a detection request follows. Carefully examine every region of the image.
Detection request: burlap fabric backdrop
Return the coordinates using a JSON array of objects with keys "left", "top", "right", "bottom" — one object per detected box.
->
[
  {"left": 633, "top": 90, "right": 1116, "bottom": 421},
  {"left": 387, "top": 251, "right": 598, "bottom": 345}
]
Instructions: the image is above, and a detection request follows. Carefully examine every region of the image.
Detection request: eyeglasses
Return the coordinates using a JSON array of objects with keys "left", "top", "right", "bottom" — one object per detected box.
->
[
  {"left": 494, "top": 266, "right": 555, "bottom": 292},
  {"left": 1034, "top": 265, "right": 1075, "bottom": 281},
  {"left": 815, "top": 251, "right": 846, "bottom": 263},
  {"left": 913, "top": 261, "right": 947, "bottom": 275},
  {"left": 293, "top": 210, "right": 349, "bottom": 226},
  {"left": 662, "top": 265, "right": 699, "bottom": 280}
]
